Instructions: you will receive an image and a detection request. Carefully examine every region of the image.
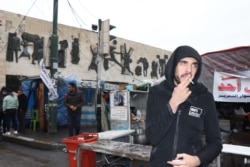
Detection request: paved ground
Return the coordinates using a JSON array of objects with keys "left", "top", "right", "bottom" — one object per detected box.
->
[
  {"left": 1, "top": 125, "right": 98, "bottom": 150},
  {"left": 1, "top": 125, "right": 150, "bottom": 166},
  {"left": 1, "top": 124, "right": 250, "bottom": 167}
]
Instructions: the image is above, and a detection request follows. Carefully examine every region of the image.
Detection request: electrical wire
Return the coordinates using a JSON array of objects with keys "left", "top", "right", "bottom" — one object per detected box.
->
[
  {"left": 76, "top": 0, "right": 99, "bottom": 20},
  {"left": 0, "top": 0, "right": 38, "bottom": 54},
  {"left": 15, "top": 0, "right": 38, "bottom": 32},
  {"left": 65, "top": 0, "right": 97, "bottom": 49},
  {"left": 32, "top": 0, "right": 51, "bottom": 21},
  {"left": 67, "top": 0, "right": 88, "bottom": 28}
]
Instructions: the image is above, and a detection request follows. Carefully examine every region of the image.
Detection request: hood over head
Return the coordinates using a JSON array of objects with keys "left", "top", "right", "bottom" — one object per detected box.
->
[{"left": 164, "top": 45, "right": 202, "bottom": 90}]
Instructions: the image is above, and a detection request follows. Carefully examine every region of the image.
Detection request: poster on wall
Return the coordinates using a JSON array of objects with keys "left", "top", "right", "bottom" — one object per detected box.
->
[
  {"left": 213, "top": 71, "right": 250, "bottom": 102},
  {"left": 110, "top": 90, "right": 129, "bottom": 130},
  {"left": 110, "top": 107, "right": 128, "bottom": 121},
  {"left": 110, "top": 90, "right": 128, "bottom": 107}
]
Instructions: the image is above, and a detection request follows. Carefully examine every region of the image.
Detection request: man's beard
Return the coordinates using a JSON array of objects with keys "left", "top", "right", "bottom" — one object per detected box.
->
[{"left": 174, "top": 76, "right": 181, "bottom": 84}]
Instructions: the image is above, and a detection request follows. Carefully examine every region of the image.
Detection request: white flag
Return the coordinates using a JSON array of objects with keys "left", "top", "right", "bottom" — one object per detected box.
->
[{"left": 39, "top": 59, "right": 58, "bottom": 100}]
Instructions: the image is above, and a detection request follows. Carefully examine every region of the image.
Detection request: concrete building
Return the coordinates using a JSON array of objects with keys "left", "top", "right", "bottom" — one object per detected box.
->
[
  {"left": 0, "top": 10, "right": 171, "bottom": 89},
  {"left": 0, "top": 10, "right": 173, "bottom": 128}
]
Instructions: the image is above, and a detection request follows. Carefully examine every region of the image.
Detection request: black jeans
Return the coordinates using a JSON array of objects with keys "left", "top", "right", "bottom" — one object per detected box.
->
[
  {"left": 5, "top": 109, "right": 17, "bottom": 132},
  {"left": 68, "top": 112, "right": 81, "bottom": 137},
  {"left": 0, "top": 111, "right": 6, "bottom": 132},
  {"left": 17, "top": 109, "right": 26, "bottom": 132}
]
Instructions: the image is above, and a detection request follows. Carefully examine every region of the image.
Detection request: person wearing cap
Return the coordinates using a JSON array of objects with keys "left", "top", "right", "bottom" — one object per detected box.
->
[{"left": 146, "top": 46, "right": 222, "bottom": 167}]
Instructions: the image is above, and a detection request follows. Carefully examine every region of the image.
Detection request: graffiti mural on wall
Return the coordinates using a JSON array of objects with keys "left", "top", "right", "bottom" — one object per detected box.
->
[
  {"left": 5, "top": 30, "right": 168, "bottom": 81},
  {"left": 6, "top": 32, "right": 44, "bottom": 64},
  {"left": 88, "top": 42, "right": 168, "bottom": 79},
  {"left": 103, "top": 49, "right": 123, "bottom": 71},
  {"left": 21, "top": 32, "right": 44, "bottom": 64},
  {"left": 103, "top": 43, "right": 134, "bottom": 75},
  {"left": 70, "top": 38, "right": 80, "bottom": 64}
]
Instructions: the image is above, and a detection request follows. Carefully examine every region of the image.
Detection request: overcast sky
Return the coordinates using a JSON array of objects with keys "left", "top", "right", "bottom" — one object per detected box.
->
[{"left": 1, "top": 0, "right": 250, "bottom": 54}]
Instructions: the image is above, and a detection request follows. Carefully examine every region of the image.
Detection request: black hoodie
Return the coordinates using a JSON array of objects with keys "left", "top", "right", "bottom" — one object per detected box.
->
[{"left": 146, "top": 46, "right": 222, "bottom": 167}]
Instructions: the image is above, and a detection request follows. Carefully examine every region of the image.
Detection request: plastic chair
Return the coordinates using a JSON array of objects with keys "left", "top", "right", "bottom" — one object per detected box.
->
[{"left": 30, "top": 109, "right": 39, "bottom": 131}]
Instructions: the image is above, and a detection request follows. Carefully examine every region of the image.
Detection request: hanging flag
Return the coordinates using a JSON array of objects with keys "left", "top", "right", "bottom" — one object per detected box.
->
[{"left": 39, "top": 59, "right": 58, "bottom": 100}]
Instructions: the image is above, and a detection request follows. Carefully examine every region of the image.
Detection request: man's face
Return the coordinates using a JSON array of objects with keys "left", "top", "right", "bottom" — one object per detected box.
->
[
  {"left": 17, "top": 90, "right": 22, "bottom": 96},
  {"left": 68, "top": 85, "right": 75, "bottom": 93},
  {"left": 174, "top": 57, "right": 199, "bottom": 84}
]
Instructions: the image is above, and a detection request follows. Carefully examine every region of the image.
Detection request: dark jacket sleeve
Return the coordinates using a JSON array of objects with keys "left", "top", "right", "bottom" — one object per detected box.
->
[
  {"left": 64, "top": 94, "right": 70, "bottom": 108},
  {"left": 76, "top": 92, "right": 85, "bottom": 109},
  {"left": 18, "top": 94, "right": 28, "bottom": 111},
  {"left": 196, "top": 93, "right": 222, "bottom": 166}
]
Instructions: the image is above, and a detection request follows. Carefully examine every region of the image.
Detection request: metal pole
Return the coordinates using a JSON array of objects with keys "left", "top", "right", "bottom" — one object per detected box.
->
[
  {"left": 95, "top": 19, "right": 102, "bottom": 132},
  {"left": 48, "top": 0, "right": 59, "bottom": 134},
  {"left": 50, "top": 0, "right": 58, "bottom": 77}
]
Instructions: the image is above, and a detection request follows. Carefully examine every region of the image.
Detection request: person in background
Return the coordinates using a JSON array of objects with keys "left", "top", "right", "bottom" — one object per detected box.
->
[
  {"left": 64, "top": 82, "right": 85, "bottom": 136},
  {"left": 2, "top": 88, "right": 19, "bottom": 135},
  {"left": 0, "top": 87, "right": 7, "bottom": 133},
  {"left": 17, "top": 88, "right": 28, "bottom": 134},
  {"left": 146, "top": 46, "right": 222, "bottom": 167}
]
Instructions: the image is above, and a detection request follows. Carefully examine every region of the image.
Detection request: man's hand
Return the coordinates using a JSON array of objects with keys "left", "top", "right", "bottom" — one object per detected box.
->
[
  {"left": 69, "top": 105, "right": 77, "bottom": 111},
  {"left": 167, "top": 153, "right": 201, "bottom": 167},
  {"left": 169, "top": 78, "right": 192, "bottom": 113}
]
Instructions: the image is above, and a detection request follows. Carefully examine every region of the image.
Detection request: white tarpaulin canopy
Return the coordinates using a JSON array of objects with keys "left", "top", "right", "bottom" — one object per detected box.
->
[{"left": 199, "top": 46, "right": 250, "bottom": 98}]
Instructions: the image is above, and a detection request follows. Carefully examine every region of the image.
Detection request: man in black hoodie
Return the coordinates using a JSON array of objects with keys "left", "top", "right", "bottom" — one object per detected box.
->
[{"left": 146, "top": 46, "right": 222, "bottom": 167}]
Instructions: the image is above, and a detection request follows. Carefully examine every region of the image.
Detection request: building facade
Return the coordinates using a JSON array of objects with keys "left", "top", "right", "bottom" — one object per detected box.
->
[{"left": 0, "top": 10, "right": 171, "bottom": 89}]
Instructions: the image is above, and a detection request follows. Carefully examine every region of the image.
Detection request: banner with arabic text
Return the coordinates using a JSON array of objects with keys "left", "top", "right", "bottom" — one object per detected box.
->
[{"left": 213, "top": 71, "right": 250, "bottom": 102}]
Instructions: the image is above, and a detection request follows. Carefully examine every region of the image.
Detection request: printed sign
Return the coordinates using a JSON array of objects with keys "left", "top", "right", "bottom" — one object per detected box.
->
[{"left": 213, "top": 71, "right": 250, "bottom": 102}]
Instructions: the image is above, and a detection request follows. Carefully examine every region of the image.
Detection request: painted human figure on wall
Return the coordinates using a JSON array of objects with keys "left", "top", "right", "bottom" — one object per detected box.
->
[
  {"left": 157, "top": 54, "right": 168, "bottom": 77},
  {"left": 19, "top": 40, "right": 31, "bottom": 60},
  {"left": 137, "top": 57, "right": 149, "bottom": 77},
  {"left": 88, "top": 44, "right": 98, "bottom": 72},
  {"left": 21, "top": 32, "right": 43, "bottom": 64},
  {"left": 103, "top": 50, "right": 123, "bottom": 71},
  {"left": 6, "top": 32, "right": 21, "bottom": 63},
  {"left": 70, "top": 38, "right": 80, "bottom": 64},
  {"left": 151, "top": 60, "right": 158, "bottom": 79},
  {"left": 31, "top": 37, "right": 44, "bottom": 65},
  {"left": 120, "top": 44, "right": 134, "bottom": 75},
  {"left": 58, "top": 40, "right": 68, "bottom": 68}
]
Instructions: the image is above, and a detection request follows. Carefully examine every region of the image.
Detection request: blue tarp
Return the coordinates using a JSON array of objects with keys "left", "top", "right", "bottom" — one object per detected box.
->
[{"left": 21, "top": 77, "right": 76, "bottom": 126}]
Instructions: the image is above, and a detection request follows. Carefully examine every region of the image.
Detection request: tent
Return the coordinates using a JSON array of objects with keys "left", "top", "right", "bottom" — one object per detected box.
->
[
  {"left": 21, "top": 76, "right": 75, "bottom": 126},
  {"left": 200, "top": 46, "right": 250, "bottom": 94}
]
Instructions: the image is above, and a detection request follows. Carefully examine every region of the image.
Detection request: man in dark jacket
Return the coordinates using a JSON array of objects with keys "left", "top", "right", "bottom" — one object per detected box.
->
[
  {"left": 146, "top": 46, "right": 222, "bottom": 167},
  {"left": 64, "top": 82, "right": 85, "bottom": 136},
  {"left": 17, "top": 88, "right": 28, "bottom": 134}
]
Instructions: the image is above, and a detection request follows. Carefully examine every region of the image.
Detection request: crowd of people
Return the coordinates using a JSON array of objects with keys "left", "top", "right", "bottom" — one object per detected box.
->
[
  {"left": 0, "top": 86, "right": 27, "bottom": 135},
  {"left": 0, "top": 82, "right": 85, "bottom": 137}
]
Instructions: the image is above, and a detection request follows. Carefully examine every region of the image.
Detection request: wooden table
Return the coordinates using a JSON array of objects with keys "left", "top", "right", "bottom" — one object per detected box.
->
[{"left": 76, "top": 139, "right": 152, "bottom": 166}]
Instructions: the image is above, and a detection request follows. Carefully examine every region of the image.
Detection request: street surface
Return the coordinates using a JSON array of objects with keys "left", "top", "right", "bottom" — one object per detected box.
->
[
  {"left": 0, "top": 140, "right": 149, "bottom": 167},
  {"left": 0, "top": 141, "right": 68, "bottom": 167}
]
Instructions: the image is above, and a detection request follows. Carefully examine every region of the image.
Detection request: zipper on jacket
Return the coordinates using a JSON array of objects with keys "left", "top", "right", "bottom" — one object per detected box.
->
[{"left": 172, "top": 109, "right": 182, "bottom": 160}]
